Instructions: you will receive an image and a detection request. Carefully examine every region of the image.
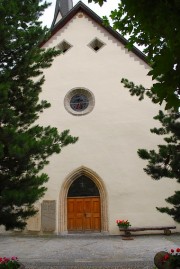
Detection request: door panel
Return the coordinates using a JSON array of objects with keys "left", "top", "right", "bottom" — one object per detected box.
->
[
  {"left": 92, "top": 198, "right": 101, "bottom": 230},
  {"left": 75, "top": 199, "right": 83, "bottom": 230},
  {"left": 67, "top": 197, "right": 101, "bottom": 232},
  {"left": 84, "top": 199, "right": 92, "bottom": 230},
  {"left": 67, "top": 199, "right": 75, "bottom": 230}
]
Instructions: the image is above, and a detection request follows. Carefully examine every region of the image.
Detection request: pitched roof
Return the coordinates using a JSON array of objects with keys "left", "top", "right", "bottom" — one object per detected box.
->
[{"left": 45, "top": 1, "right": 147, "bottom": 64}]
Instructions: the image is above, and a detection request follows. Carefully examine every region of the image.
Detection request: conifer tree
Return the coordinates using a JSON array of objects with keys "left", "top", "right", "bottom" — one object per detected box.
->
[
  {"left": 122, "top": 79, "right": 180, "bottom": 222},
  {"left": 0, "top": 0, "right": 78, "bottom": 230},
  {"left": 89, "top": 0, "right": 180, "bottom": 110}
]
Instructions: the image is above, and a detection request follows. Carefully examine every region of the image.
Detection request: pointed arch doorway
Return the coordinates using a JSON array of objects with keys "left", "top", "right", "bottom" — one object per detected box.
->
[
  {"left": 67, "top": 176, "right": 101, "bottom": 232},
  {"left": 59, "top": 166, "right": 108, "bottom": 234}
]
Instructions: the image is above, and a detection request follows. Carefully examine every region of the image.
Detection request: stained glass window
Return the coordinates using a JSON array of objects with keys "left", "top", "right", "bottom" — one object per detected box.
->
[
  {"left": 68, "top": 176, "right": 100, "bottom": 197},
  {"left": 70, "top": 94, "right": 89, "bottom": 111}
]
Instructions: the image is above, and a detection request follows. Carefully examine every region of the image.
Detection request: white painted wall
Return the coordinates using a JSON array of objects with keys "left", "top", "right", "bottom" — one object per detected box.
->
[{"left": 26, "top": 11, "right": 179, "bottom": 235}]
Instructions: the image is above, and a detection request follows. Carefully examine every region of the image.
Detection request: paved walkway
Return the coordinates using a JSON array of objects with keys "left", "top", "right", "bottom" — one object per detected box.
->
[{"left": 0, "top": 233, "right": 179, "bottom": 268}]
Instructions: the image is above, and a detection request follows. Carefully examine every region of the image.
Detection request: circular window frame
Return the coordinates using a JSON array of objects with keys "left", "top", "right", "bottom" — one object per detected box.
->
[{"left": 64, "top": 87, "right": 95, "bottom": 116}]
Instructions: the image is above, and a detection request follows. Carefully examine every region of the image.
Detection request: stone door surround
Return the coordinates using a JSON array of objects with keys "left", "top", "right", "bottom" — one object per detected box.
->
[{"left": 58, "top": 166, "right": 108, "bottom": 234}]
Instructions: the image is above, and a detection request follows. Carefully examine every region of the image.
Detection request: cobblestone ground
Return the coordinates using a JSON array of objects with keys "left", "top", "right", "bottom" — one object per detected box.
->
[{"left": 0, "top": 233, "right": 179, "bottom": 269}]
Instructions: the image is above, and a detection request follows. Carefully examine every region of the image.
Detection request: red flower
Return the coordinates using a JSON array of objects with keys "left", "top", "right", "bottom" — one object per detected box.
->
[
  {"left": 171, "top": 249, "right": 174, "bottom": 253},
  {"left": 11, "top": 256, "right": 18, "bottom": 261},
  {"left": 176, "top": 248, "right": 180, "bottom": 252},
  {"left": 163, "top": 254, "right": 170, "bottom": 261}
]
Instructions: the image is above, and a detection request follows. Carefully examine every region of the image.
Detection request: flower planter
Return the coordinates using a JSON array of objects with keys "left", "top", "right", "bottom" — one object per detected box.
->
[
  {"left": 0, "top": 257, "right": 25, "bottom": 269},
  {"left": 116, "top": 219, "right": 132, "bottom": 239},
  {"left": 119, "top": 228, "right": 134, "bottom": 240},
  {"left": 119, "top": 226, "right": 131, "bottom": 236},
  {"left": 154, "top": 251, "right": 180, "bottom": 269},
  {"left": 154, "top": 252, "right": 171, "bottom": 269}
]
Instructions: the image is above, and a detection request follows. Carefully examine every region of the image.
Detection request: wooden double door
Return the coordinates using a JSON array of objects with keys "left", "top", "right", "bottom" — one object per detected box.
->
[{"left": 67, "top": 197, "right": 101, "bottom": 232}]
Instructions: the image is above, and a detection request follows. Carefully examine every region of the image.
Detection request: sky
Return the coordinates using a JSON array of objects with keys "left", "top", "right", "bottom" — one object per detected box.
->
[{"left": 41, "top": 0, "right": 119, "bottom": 27}]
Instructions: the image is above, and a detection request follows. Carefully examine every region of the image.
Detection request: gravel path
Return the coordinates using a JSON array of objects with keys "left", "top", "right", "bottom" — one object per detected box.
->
[{"left": 0, "top": 233, "right": 179, "bottom": 268}]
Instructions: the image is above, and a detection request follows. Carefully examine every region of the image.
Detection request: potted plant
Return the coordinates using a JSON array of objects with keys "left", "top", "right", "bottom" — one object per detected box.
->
[
  {"left": 116, "top": 219, "right": 131, "bottom": 238},
  {"left": 0, "top": 257, "right": 24, "bottom": 269},
  {"left": 154, "top": 248, "right": 180, "bottom": 269},
  {"left": 116, "top": 219, "right": 131, "bottom": 229}
]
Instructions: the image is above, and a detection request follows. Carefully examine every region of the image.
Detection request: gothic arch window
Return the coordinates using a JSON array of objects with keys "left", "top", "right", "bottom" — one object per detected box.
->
[{"left": 68, "top": 176, "right": 100, "bottom": 197}]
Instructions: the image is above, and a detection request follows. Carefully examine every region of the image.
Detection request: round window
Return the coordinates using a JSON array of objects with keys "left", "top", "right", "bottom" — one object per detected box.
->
[
  {"left": 64, "top": 88, "right": 95, "bottom": 116},
  {"left": 70, "top": 94, "right": 89, "bottom": 111}
]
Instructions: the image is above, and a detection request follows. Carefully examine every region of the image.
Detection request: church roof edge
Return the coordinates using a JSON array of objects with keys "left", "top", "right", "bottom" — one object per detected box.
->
[{"left": 44, "top": 1, "right": 148, "bottom": 64}]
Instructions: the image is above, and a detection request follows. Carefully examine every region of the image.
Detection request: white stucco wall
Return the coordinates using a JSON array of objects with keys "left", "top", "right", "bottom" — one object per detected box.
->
[{"left": 26, "top": 10, "right": 179, "bottom": 235}]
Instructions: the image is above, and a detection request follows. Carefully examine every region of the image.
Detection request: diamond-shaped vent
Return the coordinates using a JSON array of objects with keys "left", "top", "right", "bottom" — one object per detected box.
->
[
  {"left": 89, "top": 38, "right": 105, "bottom": 52},
  {"left": 57, "top": 40, "right": 72, "bottom": 54}
]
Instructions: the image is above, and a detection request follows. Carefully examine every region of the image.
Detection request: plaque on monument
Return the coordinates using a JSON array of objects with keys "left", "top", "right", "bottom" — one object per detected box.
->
[{"left": 41, "top": 200, "right": 56, "bottom": 232}]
